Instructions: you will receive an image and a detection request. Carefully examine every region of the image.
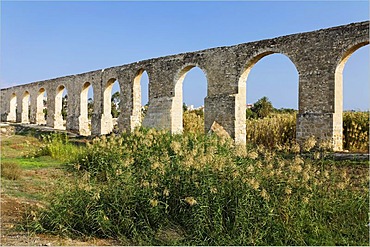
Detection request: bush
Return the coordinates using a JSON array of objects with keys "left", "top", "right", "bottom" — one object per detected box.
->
[
  {"left": 1, "top": 162, "right": 22, "bottom": 180},
  {"left": 25, "top": 129, "right": 368, "bottom": 245},
  {"left": 32, "top": 133, "right": 82, "bottom": 162}
]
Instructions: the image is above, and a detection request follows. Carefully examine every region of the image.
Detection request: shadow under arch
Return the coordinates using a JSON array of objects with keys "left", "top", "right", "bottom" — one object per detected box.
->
[
  {"left": 334, "top": 41, "right": 369, "bottom": 151},
  {"left": 8, "top": 93, "right": 17, "bottom": 122},
  {"left": 235, "top": 51, "right": 299, "bottom": 145},
  {"left": 172, "top": 64, "right": 208, "bottom": 134}
]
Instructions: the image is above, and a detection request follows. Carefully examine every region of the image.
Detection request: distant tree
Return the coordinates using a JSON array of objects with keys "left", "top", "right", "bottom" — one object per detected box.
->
[
  {"left": 62, "top": 95, "right": 68, "bottom": 120},
  {"left": 111, "top": 91, "right": 120, "bottom": 118},
  {"left": 274, "top": 108, "right": 297, "bottom": 114},
  {"left": 183, "top": 103, "right": 188, "bottom": 112},
  {"left": 246, "top": 108, "right": 257, "bottom": 119},
  {"left": 88, "top": 98, "right": 94, "bottom": 119},
  {"left": 251, "top": 96, "right": 273, "bottom": 119}
]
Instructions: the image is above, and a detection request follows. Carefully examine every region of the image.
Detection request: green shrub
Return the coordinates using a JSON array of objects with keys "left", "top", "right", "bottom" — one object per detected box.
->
[
  {"left": 1, "top": 162, "right": 22, "bottom": 180},
  {"left": 32, "top": 133, "right": 82, "bottom": 162},
  {"left": 25, "top": 129, "right": 369, "bottom": 245}
]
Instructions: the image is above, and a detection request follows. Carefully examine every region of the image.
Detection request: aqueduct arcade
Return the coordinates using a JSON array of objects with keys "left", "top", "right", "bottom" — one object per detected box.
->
[{"left": 1, "top": 21, "right": 369, "bottom": 151}]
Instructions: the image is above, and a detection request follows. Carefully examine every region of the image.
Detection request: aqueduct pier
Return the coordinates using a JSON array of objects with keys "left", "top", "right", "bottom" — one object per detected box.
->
[{"left": 1, "top": 21, "right": 369, "bottom": 150}]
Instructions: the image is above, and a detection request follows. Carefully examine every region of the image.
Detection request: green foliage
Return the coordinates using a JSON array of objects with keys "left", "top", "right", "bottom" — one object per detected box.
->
[
  {"left": 32, "top": 133, "right": 82, "bottom": 162},
  {"left": 111, "top": 91, "right": 120, "bottom": 118},
  {"left": 61, "top": 95, "right": 68, "bottom": 120},
  {"left": 25, "top": 129, "right": 368, "bottom": 245},
  {"left": 88, "top": 98, "right": 94, "bottom": 119},
  {"left": 251, "top": 96, "right": 274, "bottom": 119}
]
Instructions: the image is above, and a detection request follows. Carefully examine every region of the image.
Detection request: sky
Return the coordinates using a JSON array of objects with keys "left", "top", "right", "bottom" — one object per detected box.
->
[{"left": 1, "top": 0, "right": 369, "bottom": 110}]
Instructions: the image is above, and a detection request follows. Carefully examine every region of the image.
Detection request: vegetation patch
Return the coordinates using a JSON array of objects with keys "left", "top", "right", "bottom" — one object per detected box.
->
[{"left": 24, "top": 130, "right": 369, "bottom": 245}]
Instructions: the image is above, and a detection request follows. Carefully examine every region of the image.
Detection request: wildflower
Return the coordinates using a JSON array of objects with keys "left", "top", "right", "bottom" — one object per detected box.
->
[
  {"left": 291, "top": 164, "right": 303, "bottom": 173},
  {"left": 93, "top": 192, "right": 100, "bottom": 201},
  {"left": 302, "top": 197, "right": 309, "bottom": 204},
  {"left": 210, "top": 187, "right": 217, "bottom": 194},
  {"left": 235, "top": 145, "right": 247, "bottom": 157},
  {"left": 261, "top": 189, "right": 270, "bottom": 201},
  {"left": 103, "top": 215, "right": 109, "bottom": 221},
  {"left": 185, "top": 197, "right": 197, "bottom": 206},
  {"left": 247, "top": 151, "right": 258, "bottom": 160},
  {"left": 303, "top": 136, "right": 316, "bottom": 152},
  {"left": 290, "top": 142, "right": 300, "bottom": 154},
  {"left": 151, "top": 182, "right": 158, "bottom": 188},
  {"left": 337, "top": 182, "right": 345, "bottom": 190},
  {"left": 248, "top": 178, "right": 260, "bottom": 191},
  {"left": 151, "top": 162, "right": 161, "bottom": 170},
  {"left": 150, "top": 199, "right": 159, "bottom": 207},
  {"left": 284, "top": 187, "right": 292, "bottom": 195},
  {"left": 163, "top": 188, "right": 170, "bottom": 197},
  {"left": 170, "top": 141, "right": 182, "bottom": 155},
  {"left": 116, "top": 169, "right": 122, "bottom": 176},
  {"left": 141, "top": 180, "right": 150, "bottom": 187},
  {"left": 293, "top": 156, "right": 304, "bottom": 166},
  {"left": 302, "top": 171, "right": 310, "bottom": 182},
  {"left": 313, "top": 152, "right": 321, "bottom": 160}
]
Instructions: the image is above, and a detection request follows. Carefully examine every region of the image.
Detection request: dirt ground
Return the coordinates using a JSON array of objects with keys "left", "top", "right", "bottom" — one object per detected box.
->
[
  {"left": 1, "top": 174, "right": 121, "bottom": 246},
  {"left": 0, "top": 131, "right": 122, "bottom": 246}
]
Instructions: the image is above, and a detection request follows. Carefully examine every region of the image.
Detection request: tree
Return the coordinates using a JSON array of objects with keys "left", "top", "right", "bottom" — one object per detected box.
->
[
  {"left": 111, "top": 91, "right": 120, "bottom": 118},
  {"left": 88, "top": 98, "right": 94, "bottom": 119},
  {"left": 61, "top": 95, "right": 68, "bottom": 120},
  {"left": 251, "top": 96, "right": 273, "bottom": 119}
]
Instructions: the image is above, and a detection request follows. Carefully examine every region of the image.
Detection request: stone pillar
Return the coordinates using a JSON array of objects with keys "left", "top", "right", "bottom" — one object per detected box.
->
[
  {"left": 66, "top": 90, "right": 80, "bottom": 134},
  {"left": 296, "top": 69, "right": 341, "bottom": 151},
  {"left": 205, "top": 94, "right": 241, "bottom": 141},
  {"left": 29, "top": 91, "right": 37, "bottom": 124}
]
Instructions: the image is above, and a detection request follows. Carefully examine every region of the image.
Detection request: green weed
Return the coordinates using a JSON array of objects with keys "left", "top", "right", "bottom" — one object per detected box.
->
[{"left": 24, "top": 129, "right": 369, "bottom": 245}]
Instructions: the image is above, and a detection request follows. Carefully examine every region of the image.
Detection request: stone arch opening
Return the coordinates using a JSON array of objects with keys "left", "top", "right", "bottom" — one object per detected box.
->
[
  {"left": 335, "top": 42, "right": 369, "bottom": 151},
  {"left": 133, "top": 69, "right": 149, "bottom": 126},
  {"left": 36, "top": 88, "right": 47, "bottom": 125},
  {"left": 21, "top": 91, "right": 30, "bottom": 123},
  {"left": 172, "top": 65, "right": 207, "bottom": 134},
  {"left": 79, "top": 82, "right": 93, "bottom": 136},
  {"left": 102, "top": 78, "right": 120, "bottom": 134},
  {"left": 8, "top": 93, "right": 17, "bottom": 122},
  {"left": 55, "top": 85, "right": 68, "bottom": 130},
  {"left": 237, "top": 52, "right": 299, "bottom": 145}
]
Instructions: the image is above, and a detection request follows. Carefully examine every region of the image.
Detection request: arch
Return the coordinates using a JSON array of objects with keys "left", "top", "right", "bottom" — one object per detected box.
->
[
  {"left": 7, "top": 93, "right": 17, "bottom": 122},
  {"left": 334, "top": 41, "right": 369, "bottom": 151},
  {"left": 172, "top": 64, "right": 208, "bottom": 133},
  {"left": 36, "top": 88, "right": 47, "bottom": 125},
  {"left": 54, "top": 85, "right": 67, "bottom": 130},
  {"left": 21, "top": 91, "right": 30, "bottom": 123},
  {"left": 236, "top": 51, "right": 299, "bottom": 144},
  {"left": 101, "top": 78, "right": 120, "bottom": 134},
  {"left": 79, "top": 82, "right": 93, "bottom": 136}
]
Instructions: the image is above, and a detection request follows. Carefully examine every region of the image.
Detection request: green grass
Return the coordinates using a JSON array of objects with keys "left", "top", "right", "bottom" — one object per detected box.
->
[{"left": 24, "top": 129, "right": 369, "bottom": 245}]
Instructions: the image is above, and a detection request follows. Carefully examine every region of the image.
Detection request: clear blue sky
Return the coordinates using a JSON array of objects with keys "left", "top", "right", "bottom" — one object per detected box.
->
[{"left": 1, "top": 0, "right": 369, "bottom": 110}]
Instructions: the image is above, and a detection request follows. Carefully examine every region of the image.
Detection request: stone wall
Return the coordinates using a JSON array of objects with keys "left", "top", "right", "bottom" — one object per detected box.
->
[{"left": 1, "top": 21, "right": 369, "bottom": 150}]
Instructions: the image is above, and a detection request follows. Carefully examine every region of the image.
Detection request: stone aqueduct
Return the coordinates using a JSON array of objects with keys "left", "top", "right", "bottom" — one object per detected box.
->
[{"left": 1, "top": 21, "right": 369, "bottom": 150}]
